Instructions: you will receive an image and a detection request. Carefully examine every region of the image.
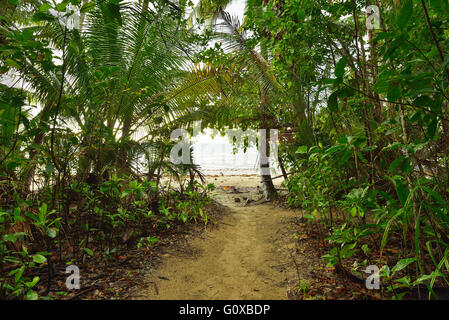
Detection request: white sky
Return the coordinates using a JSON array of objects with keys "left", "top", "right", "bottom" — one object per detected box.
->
[{"left": 224, "top": 0, "right": 246, "bottom": 20}]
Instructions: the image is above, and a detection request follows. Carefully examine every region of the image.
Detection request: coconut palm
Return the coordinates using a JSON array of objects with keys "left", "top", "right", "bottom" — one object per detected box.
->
[
  {"left": 7, "top": 0, "right": 206, "bottom": 189},
  {"left": 174, "top": 6, "right": 284, "bottom": 200}
]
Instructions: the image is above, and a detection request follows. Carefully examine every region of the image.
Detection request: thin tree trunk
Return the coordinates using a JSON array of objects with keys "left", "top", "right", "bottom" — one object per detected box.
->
[
  {"left": 278, "top": 156, "right": 288, "bottom": 180},
  {"left": 259, "top": 128, "right": 276, "bottom": 201}
]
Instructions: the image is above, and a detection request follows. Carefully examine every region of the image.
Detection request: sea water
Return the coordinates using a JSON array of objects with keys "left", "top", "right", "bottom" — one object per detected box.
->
[{"left": 191, "top": 132, "right": 280, "bottom": 176}]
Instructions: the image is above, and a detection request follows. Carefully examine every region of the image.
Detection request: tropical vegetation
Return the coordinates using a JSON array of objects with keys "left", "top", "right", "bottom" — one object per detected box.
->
[{"left": 1, "top": 0, "right": 449, "bottom": 299}]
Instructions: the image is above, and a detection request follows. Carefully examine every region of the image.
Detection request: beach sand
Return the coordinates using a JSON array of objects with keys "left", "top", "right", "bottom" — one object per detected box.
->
[{"left": 133, "top": 174, "right": 297, "bottom": 300}]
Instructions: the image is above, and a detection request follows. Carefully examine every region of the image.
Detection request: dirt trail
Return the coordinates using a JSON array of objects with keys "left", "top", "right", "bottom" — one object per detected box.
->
[{"left": 133, "top": 176, "right": 298, "bottom": 300}]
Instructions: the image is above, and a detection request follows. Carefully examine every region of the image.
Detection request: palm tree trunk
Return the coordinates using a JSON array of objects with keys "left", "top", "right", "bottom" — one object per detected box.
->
[{"left": 259, "top": 128, "right": 277, "bottom": 201}]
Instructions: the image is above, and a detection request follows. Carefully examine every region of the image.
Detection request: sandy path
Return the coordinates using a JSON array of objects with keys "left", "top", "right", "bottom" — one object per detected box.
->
[{"left": 133, "top": 175, "right": 297, "bottom": 300}]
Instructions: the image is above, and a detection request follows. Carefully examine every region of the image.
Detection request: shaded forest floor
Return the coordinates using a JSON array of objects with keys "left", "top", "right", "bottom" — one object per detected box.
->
[
  {"left": 41, "top": 198, "right": 228, "bottom": 300},
  {"left": 127, "top": 175, "right": 379, "bottom": 300},
  {"left": 50, "top": 174, "right": 442, "bottom": 300},
  {"left": 131, "top": 176, "right": 296, "bottom": 299},
  {"left": 44, "top": 175, "right": 387, "bottom": 300}
]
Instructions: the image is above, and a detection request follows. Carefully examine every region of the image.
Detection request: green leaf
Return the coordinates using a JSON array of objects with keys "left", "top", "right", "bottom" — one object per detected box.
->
[
  {"left": 15, "top": 265, "right": 25, "bottom": 283},
  {"left": 55, "top": 2, "right": 68, "bottom": 12},
  {"left": 387, "top": 84, "right": 401, "bottom": 101},
  {"left": 3, "top": 232, "right": 26, "bottom": 242},
  {"left": 46, "top": 227, "right": 57, "bottom": 238},
  {"left": 32, "top": 254, "right": 47, "bottom": 264},
  {"left": 420, "top": 186, "right": 449, "bottom": 211},
  {"left": 430, "top": 0, "right": 442, "bottom": 11},
  {"left": 361, "top": 244, "right": 370, "bottom": 254},
  {"left": 80, "top": 1, "right": 96, "bottom": 13},
  {"left": 83, "top": 247, "right": 94, "bottom": 256},
  {"left": 5, "top": 58, "right": 21, "bottom": 69},
  {"left": 26, "top": 290, "right": 38, "bottom": 300},
  {"left": 381, "top": 209, "right": 403, "bottom": 251},
  {"left": 304, "top": 213, "right": 315, "bottom": 220},
  {"left": 39, "top": 3, "right": 52, "bottom": 12},
  {"left": 391, "top": 258, "right": 416, "bottom": 274},
  {"left": 334, "top": 56, "right": 347, "bottom": 78},
  {"left": 325, "top": 144, "right": 344, "bottom": 154},
  {"left": 337, "top": 150, "right": 352, "bottom": 166},
  {"left": 120, "top": 190, "right": 132, "bottom": 198},
  {"left": 379, "top": 265, "right": 391, "bottom": 278},
  {"left": 39, "top": 202, "right": 47, "bottom": 220},
  {"left": 32, "top": 11, "right": 57, "bottom": 22},
  {"left": 328, "top": 91, "right": 339, "bottom": 112},
  {"left": 388, "top": 155, "right": 406, "bottom": 173},
  {"left": 413, "top": 271, "right": 445, "bottom": 285},
  {"left": 397, "top": 0, "right": 413, "bottom": 29},
  {"left": 427, "top": 118, "right": 438, "bottom": 139},
  {"left": 296, "top": 145, "right": 308, "bottom": 154},
  {"left": 22, "top": 28, "right": 33, "bottom": 41},
  {"left": 395, "top": 275, "right": 411, "bottom": 286},
  {"left": 390, "top": 177, "right": 409, "bottom": 206},
  {"left": 25, "top": 276, "right": 40, "bottom": 288},
  {"left": 101, "top": 2, "right": 122, "bottom": 25}
]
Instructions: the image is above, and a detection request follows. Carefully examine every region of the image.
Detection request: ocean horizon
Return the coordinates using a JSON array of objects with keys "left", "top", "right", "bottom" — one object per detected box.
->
[{"left": 192, "top": 142, "right": 280, "bottom": 175}]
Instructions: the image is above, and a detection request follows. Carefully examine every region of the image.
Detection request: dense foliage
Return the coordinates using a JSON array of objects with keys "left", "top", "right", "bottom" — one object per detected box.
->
[
  {"left": 0, "top": 0, "right": 215, "bottom": 299},
  {"left": 187, "top": 0, "right": 449, "bottom": 299},
  {"left": 2, "top": 0, "right": 449, "bottom": 300},
  {"left": 250, "top": 0, "right": 449, "bottom": 298}
]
